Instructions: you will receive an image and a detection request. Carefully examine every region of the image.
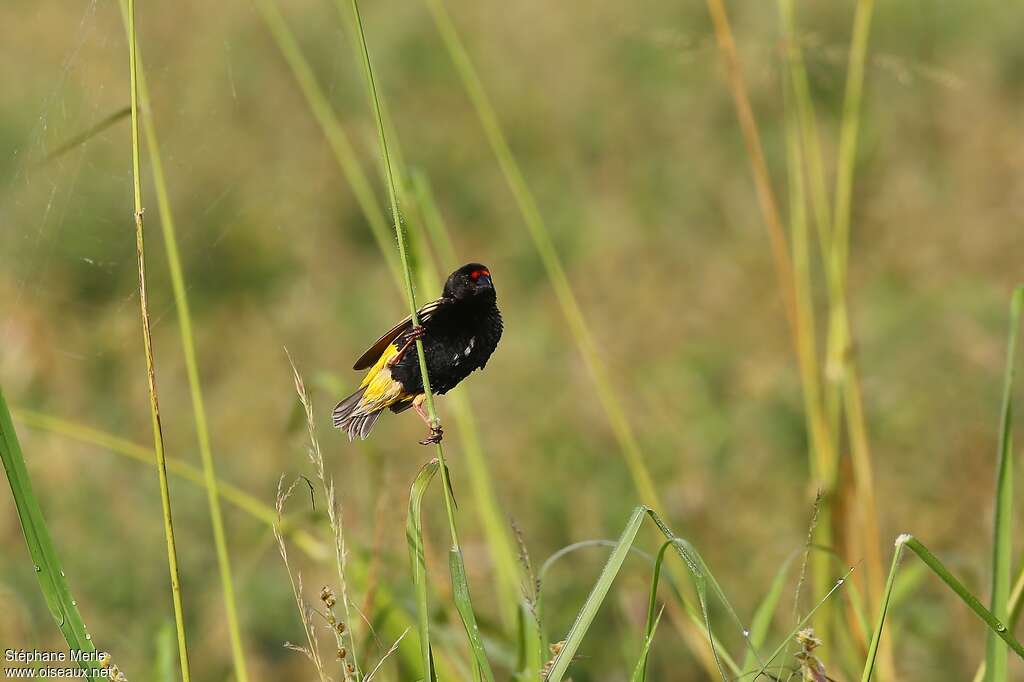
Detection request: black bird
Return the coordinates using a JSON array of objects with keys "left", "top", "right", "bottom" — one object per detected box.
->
[{"left": 333, "top": 263, "right": 503, "bottom": 444}]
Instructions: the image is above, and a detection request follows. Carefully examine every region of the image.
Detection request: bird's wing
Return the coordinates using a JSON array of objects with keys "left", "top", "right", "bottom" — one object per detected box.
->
[{"left": 352, "top": 298, "right": 445, "bottom": 370}]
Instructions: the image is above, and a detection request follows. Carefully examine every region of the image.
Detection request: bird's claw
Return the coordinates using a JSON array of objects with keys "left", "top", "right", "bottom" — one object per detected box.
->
[
  {"left": 388, "top": 326, "right": 428, "bottom": 369},
  {"left": 419, "top": 425, "right": 443, "bottom": 446}
]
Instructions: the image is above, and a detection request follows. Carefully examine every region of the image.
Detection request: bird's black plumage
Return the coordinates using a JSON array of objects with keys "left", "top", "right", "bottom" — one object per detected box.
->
[{"left": 333, "top": 263, "right": 502, "bottom": 443}]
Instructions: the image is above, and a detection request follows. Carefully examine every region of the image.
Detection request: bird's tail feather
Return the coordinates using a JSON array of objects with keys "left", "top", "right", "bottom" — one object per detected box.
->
[{"left": 332, "top": 387, "right": 383, "bottom": 441}]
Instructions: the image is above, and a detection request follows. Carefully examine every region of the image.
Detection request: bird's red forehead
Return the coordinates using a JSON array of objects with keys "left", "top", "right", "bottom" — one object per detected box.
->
[{"left": 470, "top": 269, "right": 490, "bottom": 280}]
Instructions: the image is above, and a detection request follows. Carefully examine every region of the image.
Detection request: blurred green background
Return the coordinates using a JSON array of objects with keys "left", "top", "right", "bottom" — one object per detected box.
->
[{"left": 1, "top": 0, "right": 1022, "bottom": 679}]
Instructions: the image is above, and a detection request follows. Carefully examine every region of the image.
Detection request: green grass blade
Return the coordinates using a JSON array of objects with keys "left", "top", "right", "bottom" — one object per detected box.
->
[
  {"left": 450, "top": 549, "right": 497, "bottom": 682},
  {"left": 630, "top": 605, "right": 665, "bottom": 682},
  {"left": 752, "top": 566, "right": 854, "bottom": 680},
  {"left": 863, "top": 535, "right": 1024, "bottom": 682},
  {"left": 986, "top": 286, "right": 1023, "bottom": 681},
  {"left": 515, "top": 601, "right": 543, "bottom": 680},
  {"left": 861, "top": 537, "right": 907, "bottom": 682},
  {"left": 113, "top": 1, "right": 250, "bottom": 677},
  {"left": 347, "top": 2, "right": 496, "bottom": 678},
  {"left": 741, "top": 550, "right": 799, "bottom": 672},
  {"left": 906, "top": 535, "right": 1024, "bottom": 661},
  {"left": 407, "top": 459, "right": 440, "bottom": 682},
  {"left": 154, "top": 622, "right": 176, "bottom": 682},
  {"left": 637, "top": 542, "right": 672, "bottom": 681},
  {"left": 545, "top": 507, "right": 648, "bottom": 682},
  {"left": 248, "top": 0, "right": 402, "bottom": 287},
  {"left": 125, "top": 0, "right": 191, "bottom": 677},
  {"left": 410, "top": 169, "right": 523, "bottom": 627},
  {"left": 0, "top": 386, "right": 103, "bottom": 674},
  {"left": 421, "top": 0, "right": 660, "bottom": 511},
  {"left": 420, "top": 2, "right": 721, "bottom": 671}
]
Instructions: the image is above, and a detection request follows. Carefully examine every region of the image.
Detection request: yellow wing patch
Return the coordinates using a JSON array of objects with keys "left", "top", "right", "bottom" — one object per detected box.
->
[{"left": 357, "top": 343, "right": 415, "bottom": 412}]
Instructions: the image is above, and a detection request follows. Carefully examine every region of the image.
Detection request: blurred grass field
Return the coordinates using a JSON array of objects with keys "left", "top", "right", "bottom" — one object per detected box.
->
[{"left": 1, "top": 0, "right": 1023, "bottom": 679}]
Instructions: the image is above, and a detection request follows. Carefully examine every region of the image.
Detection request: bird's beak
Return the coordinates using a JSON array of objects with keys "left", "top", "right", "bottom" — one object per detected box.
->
[{"left": 477, "top": 274, "right": 493, "bottom": 288}]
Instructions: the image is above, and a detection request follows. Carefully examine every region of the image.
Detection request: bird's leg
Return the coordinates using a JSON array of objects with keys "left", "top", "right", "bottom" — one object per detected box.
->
[
  {"left": 386, "top": 325, "right": 426, "bottom": 369},
  {"left": 412, "top": 395, "right": 443, "bottom": 445}
]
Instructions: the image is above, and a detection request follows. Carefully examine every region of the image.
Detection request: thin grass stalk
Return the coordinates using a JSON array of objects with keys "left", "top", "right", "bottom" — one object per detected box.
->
[
  {"left": 0, "top": 387, "right": 104, "bottom": 677},
  {"left": 632, "top": 602, "right": 664, "bottom": 682},
  {"left": 40, "top": 106, "right": 131, "bottom": 165},
  {"left": 126, "top": 1, "right": 191, "bottom": 678},
  {"left": 347, "top": 0, "right": 453, "bottom": 553},
  {"left": 113, "top": 3, "right": 249, "bottom": 677},
  {"left": 985, "top": 287, "right": 1022, "bottom": 681},
  {"left": 260, "top": 0, "right": 521, "bottom": 633},
  {"left": 420, "top": 0, "right": 724, "bottom": 666},
  {"left": 777, "top": 0, "right": 835, "bottom": 490},
  {"left": 703, "top": 0, "right": 798, "bottom": 334},
  {"left": 411, "top": 168, "right": 523, "bottom": 625},
  {"left": 749, "top": 566, "right": 854, "bottom": 680},
  {"left": 701, "top": 0, "right": 848, "bottom": 650},
  {"left": 423, "top": 0, "right": 662, "bottom": 508},
  {"left": 777, "top": 0, "right": 833, "bottom": 259},
  {"left": 249, "top": 0, "right": 402, "bottom": 287},
  {"left": 781, "top": 57, "right": 841, "bottom": 649},
  {"left": 288, "top": 359, "right": 363, "bottom": 681},
  {"left": 347, "top": 2, "right": 495, "bottom": 678},
  {"left": 333, "top": 2, "right": 525, "bottom": 628},
  {"left": 777, "top": 0, "right": 889, "bottom": 667},
  {"left": 823, "top": 0, "right": 889, "bottom": 639}
]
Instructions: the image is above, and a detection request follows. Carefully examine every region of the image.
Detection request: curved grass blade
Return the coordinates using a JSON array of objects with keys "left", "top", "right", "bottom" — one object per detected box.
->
[
  {"left": 543, "top": 510, "right": 753, "bottom": 682},
  {"left": 407, "top": 459, "right": 440, "bottom": 682},
  {"left": 0, "top": 386, "right": 104, "bottom": 675},
  {"left": 862, "top": 535, "right": 1024, "bottom": 682}
]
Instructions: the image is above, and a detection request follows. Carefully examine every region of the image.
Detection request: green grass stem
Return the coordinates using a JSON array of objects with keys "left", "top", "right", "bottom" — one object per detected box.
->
[
  {"left": 252, "top": 0, "right": 522, "bottom": 650},
  {"left": 114, "top": 1, "right": 249, "bottom": 676},
  {"left": 249, "top": 0, "right": 402, "bottom": 287},
  {"left": 420, "top": 1, "right": 727, "bottom": 672},
  {"left": 125, "top": 1, "right": 191, "bottom": 678},
  {"left": 347, "top": 2, "right": 495, "bottom": 678},
  {"left": 421, "top": 0, "right": 660, "bottom": 506},
  {"left": 0, "top": 387, "right": 103, "bottom": 676},
  {"left": 410, "top": 169, "right": 523, "bottom": 627},
  {"left": 407, "top": 459, "right": 440, "bottom": 682},
  {"left": 985, "top": 287, "right": 1022, "bottom": 681}
]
